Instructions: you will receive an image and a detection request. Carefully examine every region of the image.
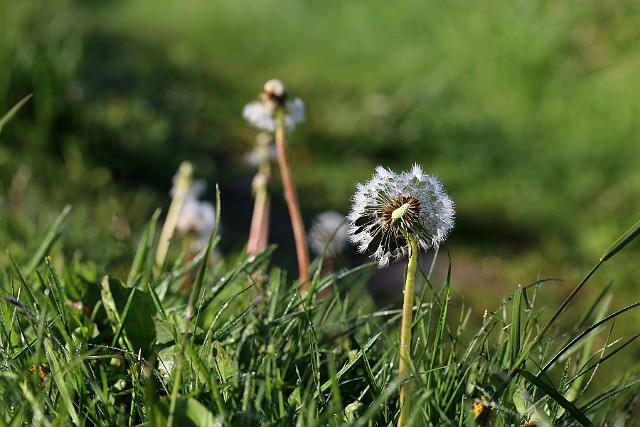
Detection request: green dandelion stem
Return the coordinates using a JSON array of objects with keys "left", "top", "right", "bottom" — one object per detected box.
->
[
  {"left": 398, "top": 235, "right": 418, "bottom": 427},
  {"left": 274, "top": 110, "right": 310, "bottom": 292}
]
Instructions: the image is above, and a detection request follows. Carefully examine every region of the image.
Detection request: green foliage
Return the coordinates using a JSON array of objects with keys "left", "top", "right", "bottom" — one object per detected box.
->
[
  {"left": 2, "top": 1, "right": 640, "bottom": 425},
  {"left": 0, "top": 206, "right": 639, "bottom": 425}
]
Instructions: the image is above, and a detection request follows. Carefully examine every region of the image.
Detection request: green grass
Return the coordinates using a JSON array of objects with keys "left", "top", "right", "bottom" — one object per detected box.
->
[
  {"left": 1, "top": 198, "right": 639, "bottom": 425},
  {"left": 2, "top": 0, "right": 640, "bottom": 424}
]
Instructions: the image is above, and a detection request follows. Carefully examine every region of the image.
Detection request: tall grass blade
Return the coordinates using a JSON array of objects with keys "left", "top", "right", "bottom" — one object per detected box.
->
[
  {"left": 0, "top": 94, "right": 32, "bottom": 134},
  {"left": 25, "top": 205, "right": 72, "bottom": 276},
  {"left": 511, "top": 286, "right": 522, "bottom": 367},
  {"left": 540, "top": 302, "right": 640, "bottom": 373},
  {"left": 167, "top": 184, "right": 221, "bottom": 427},
  {"left": 317, "top": 332, "right": 382, "bottom": 395},
  {"left": 127, "top": 209, "right": 161, "bottom": 286},
  {"left": 44, "top": 340, "right": 80, "bottom": 425},
  {"left": 600, "top": 219, "right": 640, "bottom": 262},
  {"left": 426, "top": 266, "right": 451, "bottom": 392},
  {"left": 516, "top": 369, "right": 594, "bottom": 427}
]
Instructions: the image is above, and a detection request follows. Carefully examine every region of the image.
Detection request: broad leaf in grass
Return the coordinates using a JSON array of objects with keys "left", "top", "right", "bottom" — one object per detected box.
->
[
  {"left": 100, "top": 276, "right": 156, "bottom": 356},
  {"left": 152, "top": 396, "right": 218, "bottom": 427}
]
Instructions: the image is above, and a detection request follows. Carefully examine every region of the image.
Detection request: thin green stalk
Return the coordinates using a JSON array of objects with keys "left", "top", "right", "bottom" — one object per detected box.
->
[
  {"left": 398, "top": 236, "right": 418, "bottom": 427},
  {"left": 166, "top": 185, "right": 221, "bottom": 427},
  {"left": 274, "top": 111, "right": 310, "bottom": 292},
  {"left": 0, "top": 93, "right": 32, "bottom": 134}
]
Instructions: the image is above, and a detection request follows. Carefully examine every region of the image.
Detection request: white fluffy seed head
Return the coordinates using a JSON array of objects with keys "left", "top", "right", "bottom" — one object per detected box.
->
[
  {"left": 243, "top": 80, "right": 305, "bottom": 132},
  {"left": 346, "top": 164, "right": 455, "bottom": 268}
]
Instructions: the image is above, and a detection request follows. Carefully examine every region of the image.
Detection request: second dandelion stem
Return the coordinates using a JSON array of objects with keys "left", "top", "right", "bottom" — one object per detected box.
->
[
  {"left": 275, "top": 111, "right": 310, "bottom": 292},
  {"left": 398, "top": 235, "right": 418, "bottom": 427}
]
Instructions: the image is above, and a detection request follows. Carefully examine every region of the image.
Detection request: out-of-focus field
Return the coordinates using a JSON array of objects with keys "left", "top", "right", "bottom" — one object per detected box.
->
[{"left": 1, "top": 0, "right": 639, "bottom": 312}]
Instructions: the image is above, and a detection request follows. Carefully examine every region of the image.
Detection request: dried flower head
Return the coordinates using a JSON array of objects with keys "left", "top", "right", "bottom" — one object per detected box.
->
[
  {"left": 308, "top": 211, "right": 348, "bottom": 258},
  {"left": 243, "top": 79, "right": 305, "bottom": 132},
  {"left": 347, "top": 164, "right": 454, "bottom": 268}
]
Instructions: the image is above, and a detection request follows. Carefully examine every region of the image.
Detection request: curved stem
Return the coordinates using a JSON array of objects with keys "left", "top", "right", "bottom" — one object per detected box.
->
[
  {"left": 398, "top": 236, "right": 419, "bottom": 427},
  {"left": 274, "top": 111, "right": 310, "bottom": 293}
]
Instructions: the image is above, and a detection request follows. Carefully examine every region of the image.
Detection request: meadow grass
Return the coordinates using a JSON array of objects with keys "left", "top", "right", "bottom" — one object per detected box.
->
[
  {"left": 1, "top": 193, "right": 639, "bottom": 425},
  {"left": 2, "top": 1, "right": 640, "bottom": 425}
]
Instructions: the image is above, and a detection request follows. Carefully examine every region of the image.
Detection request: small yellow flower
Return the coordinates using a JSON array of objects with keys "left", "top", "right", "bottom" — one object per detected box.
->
[
  {"left": 471, "top": 396, "right": 494, "bottom": 426},
  {"left": 29, "top": 363, "right": 51, "bottom": 383}
]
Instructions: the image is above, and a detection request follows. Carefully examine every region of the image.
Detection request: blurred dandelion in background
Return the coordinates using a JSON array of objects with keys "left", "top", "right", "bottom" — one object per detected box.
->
[
  {"left": 174, "top": 179, "right": 216, "bottom": 252},
  {"left": 243, "top": 79, "right": 310, "bottom": 290},
  {"left": 243, "top": 132, "right": 277, "bottom": 168},
  {"left": 308, "top": 210, "right": 348, "bottom": 259},
  {"left": 245, "top": 133, "right": 274, "bottom": 256},
  {"left": 243, "top": 79, "right": 305, "bottom": 132}
]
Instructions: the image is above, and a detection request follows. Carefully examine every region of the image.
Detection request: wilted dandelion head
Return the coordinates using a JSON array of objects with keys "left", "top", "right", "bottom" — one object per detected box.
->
[
  {"left": 243, "top": 79, "right": 305, "bottom": 132},
  {"left": 308, "top": 211, "right": 348, "bottom": 258},
  {"left": 346, "top": 164, "right": 455, "bottom": 268}
]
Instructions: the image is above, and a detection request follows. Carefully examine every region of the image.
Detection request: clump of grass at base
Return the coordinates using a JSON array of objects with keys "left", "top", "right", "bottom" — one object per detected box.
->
[{"left": 1, "top": 202, "right": 639, "bottom": 426}]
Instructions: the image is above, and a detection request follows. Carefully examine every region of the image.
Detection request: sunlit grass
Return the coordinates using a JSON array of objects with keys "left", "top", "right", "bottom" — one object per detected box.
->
[
  {"left": 2, "top": 0, "right": 640, "bottom": 425},
  {"left": 1, "top": 198, "right": 639, "bottom": 425}
]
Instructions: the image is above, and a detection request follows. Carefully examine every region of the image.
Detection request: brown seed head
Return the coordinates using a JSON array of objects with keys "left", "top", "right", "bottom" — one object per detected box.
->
[
  {"left": 381, "top": 196, "right": 421, "bottom": 233},
  {"left": 261, "top": 79, "right": 287, "bottom": 106}
]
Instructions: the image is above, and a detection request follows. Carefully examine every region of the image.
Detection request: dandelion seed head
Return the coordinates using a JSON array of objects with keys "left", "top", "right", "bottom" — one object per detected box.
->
[
  {"left": 243, "top": 79, "right": 305, "bottom": 132},
  {"left": 347, "top": 164, "right": 455, "bottom": 268},
  {"left": 308, "top": 211, "right": 348, "bottom": 257},
  {"left": 262, "top": 79, "right": 287, "bottom": 104},
  {"left": 175, "top": 180, "right": 216, "bottom": 251}
]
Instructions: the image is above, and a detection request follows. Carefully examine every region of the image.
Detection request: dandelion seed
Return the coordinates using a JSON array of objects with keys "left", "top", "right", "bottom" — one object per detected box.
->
[
  {"left": 243, "top": 79, "right": 305, "bottom": 132},
  {"left": 346, "top": 164, "right": 455, "bottom": 268}
]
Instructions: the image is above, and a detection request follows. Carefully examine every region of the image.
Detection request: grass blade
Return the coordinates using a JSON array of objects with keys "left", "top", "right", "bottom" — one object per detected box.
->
[
  {"left": 600, "top": 219, "right": 640, "bottom": 262},
  {"left": 127, "top": 209, "right": 161, "bottom": 286},
  {"left": 511, "top": 286, "right": 522, "bottom": 367},
  {"left": 0, "top": 94, "right": 32, "bottom": 134},
  {"left": 516, "top": 369, "right": 594, "bottom": 427},
  {"left": 25, "top": 205, "right": 72, "bottom": 276}
]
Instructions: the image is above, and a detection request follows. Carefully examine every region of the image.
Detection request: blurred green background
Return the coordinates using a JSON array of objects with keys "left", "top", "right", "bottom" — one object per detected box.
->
[{"left": 1, "top": 0, "right": 639, "bottom": 307}]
